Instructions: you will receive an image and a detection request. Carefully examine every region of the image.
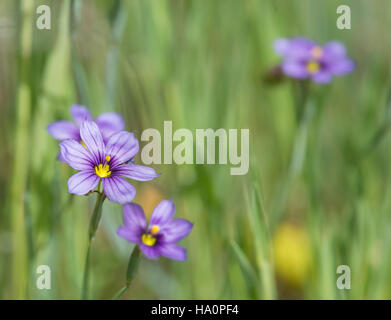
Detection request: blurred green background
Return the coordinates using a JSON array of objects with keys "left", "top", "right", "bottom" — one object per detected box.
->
[{"left": 0, "top": 0, "right": 391, "bottom": 299}]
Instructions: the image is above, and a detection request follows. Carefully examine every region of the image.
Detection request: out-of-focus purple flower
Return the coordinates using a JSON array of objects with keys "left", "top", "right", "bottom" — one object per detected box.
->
[
  {"left": 274, "top": 37, "right": 355, "bottom": 83},
  {"left": 59, "top": 121, "right": 159, "bottom": 204},
  {"left": 117, "top": 200, "right": 193, "bottom": 261},
  {"left": 47, "top": 104, "right": 125, "bottom": 144}
]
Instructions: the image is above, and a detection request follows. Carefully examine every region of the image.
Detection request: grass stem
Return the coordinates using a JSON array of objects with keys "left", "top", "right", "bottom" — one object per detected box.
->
[
  {"left": 81, "top": 192, "right": 105, "bottom": 299},
  {"left": 112, "top": 246, "right": 141, "bottom": 300}
]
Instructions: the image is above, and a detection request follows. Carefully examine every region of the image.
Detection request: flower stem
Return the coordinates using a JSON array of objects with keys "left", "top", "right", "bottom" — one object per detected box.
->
[
  {"left": 81, "top": 191, "right": 106, "bottom": 299},
  {"left": 271, "top": 82, "right": 315, "bottom": 229},
  {"left": 112, "top": 246, "right": 141, "bottom": 300},
  {"left": 112, "top": 285, "right": 129, "bottom": 300}
]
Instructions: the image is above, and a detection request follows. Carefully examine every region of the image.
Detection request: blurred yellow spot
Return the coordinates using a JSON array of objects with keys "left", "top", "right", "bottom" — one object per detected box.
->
[
  {"left": 306, "top": 61, "right": 320, "bottom": 74},
  {"left": 273, "top": 223, "right": 312, "bottom": 287},
  {"left": 135, "top": 186, "right": 165, "bottom": 219},
  {"left": 150, "top": 225, "right": 160, "bottom": 235},
  {"left": 94, "top": 163, "right": 111, "bottom": 178},
  {"left": 142, "top": 234, "right": 156, "bottom": 246},
  {"left": 311, "top": 46, "right": 323, "bottom": 59},
  {"left": 105, "top": 155, "right": 111, "bottom": 162}
]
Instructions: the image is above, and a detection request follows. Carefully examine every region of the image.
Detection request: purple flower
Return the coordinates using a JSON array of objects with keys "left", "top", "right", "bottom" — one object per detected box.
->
[
  {"left": 117, "top": 200, "right": 193, "bottom": 261},
  {"left": 274, "top": 37, "right": 355, "bottom": 83},
  {"left": 59, "top": 121, "right": 159, "bottom": 204},
  {"left": 47, "top": 104, "right": 125, "bottom": 144}
]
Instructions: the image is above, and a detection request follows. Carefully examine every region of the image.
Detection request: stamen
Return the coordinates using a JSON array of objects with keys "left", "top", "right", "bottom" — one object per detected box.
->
[
  {"left": 80, "top": 140, "right": 87, "bottom": 148},
  {"left": 150, "top": 225, "right": 160, "bottom": 235},
  {"left": 94, "top": 163, "right": 112, "bottom": 178},
  {"left": 94, "top": 155, "right": 113, "bottom": 178},
  {"left": 142, "top": 234, "right": 156, "bottom": 246}
]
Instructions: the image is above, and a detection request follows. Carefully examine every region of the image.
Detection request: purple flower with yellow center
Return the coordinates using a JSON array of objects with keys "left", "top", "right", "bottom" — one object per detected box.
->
[
  {"left": 47, "top": 104, "right": 125, "bottom": 144},
  {"left": 59, "top": 121, "right": 159, "bottom": 204},
  {"left": 117, "top": 200, "right": 193, "bottom": 261},
  {"left": 274, "top": 37, "right": 355, "bottom": 83}
]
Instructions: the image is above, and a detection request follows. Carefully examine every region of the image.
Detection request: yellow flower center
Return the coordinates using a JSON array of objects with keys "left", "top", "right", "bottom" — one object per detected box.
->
[
  {"left": 95, "top": 164, "right": 111, "bottom": 178},
  {"left": 311, "top": 46, "right": 323, "bottom": 59},
  {"left": 306, "top": 61, "right": 320, "bottom": 74},
  {"left": 142, "top": 234, "right": 156, "bottom": 246},
  {"left": 150, "top": 225, "right": 160, "bottom": 235},
  {"left": 94, "top": 156, "right": 112, "bottom": 178}
]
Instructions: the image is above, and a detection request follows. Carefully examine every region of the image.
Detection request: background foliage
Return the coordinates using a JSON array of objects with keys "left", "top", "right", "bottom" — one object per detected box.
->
[{"left": 0, "top": 0, "right": 390, "bottom": 299}]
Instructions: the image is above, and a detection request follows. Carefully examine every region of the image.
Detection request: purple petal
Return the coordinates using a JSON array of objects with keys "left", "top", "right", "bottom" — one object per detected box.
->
[
  {"left": 150, "top": 200, "right": 175, "bottom": 227},
  {"left": 70, "top": 105, "right": 92, "bottom": 126},
  {"left": 158, "top": 243, "right": 187, "bottom": 261},
  {"left": 312, "top": 71, "right": 332, "bottom": 83},
  {"left": 102, "top": 176, "right": 136, "bottom": 204},
  {"left": 123, "top": 203, "right": 147, "bottom": 230},
  {"left": 322, "top": 41, "right": 347, "bottom": 60},
  {"left": 80, "top": 121, "right": 105, "bottom": 164},
  {"left": 328, "top": 59, "right": 355, "bottom": 76},
  {"left": 68, "top": 170, "right": 99, "bottom": 195},
  {"left": 139, "top": 243, "right": 160, "bottom": 260},
  {"left": 59, "top": 139, "right": 94, "bottom": 170},
  {"left": 117, "top": 226, "right": 141, "bottom": 243},
  {"left": 281, "top": 60, "right": 308, "bottom": 79},
  {"left": 95, "top": 112, "right": 125, "bottom": 143},
  {"left": 47, "top": 121, "right": 80, "bottom": 141},
  {"left": 57, "top": 151, "right": 66, "bottom": 162},
  {"left": 113, "top": 164, "right": 160, "bottom": 181},
  {"left": 160, "top": 219, "right": 193, "bottom": 243},
  {"left": 273, "top": 38, "right": 290, "bottom": 56},
  {"left": 278, "top": 37, "right": 316, "bottom": 60},
  {"left": 289, "top": 37, "right": 317, "bottom": 57},
  {"left": 105, "top": 131, "right": 139, "bottom": 168}
]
